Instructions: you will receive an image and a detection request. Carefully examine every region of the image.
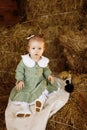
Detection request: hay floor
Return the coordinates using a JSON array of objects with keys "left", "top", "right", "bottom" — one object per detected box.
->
[{"left": 0, "top": 74, "right": 87, "bottom": 130}]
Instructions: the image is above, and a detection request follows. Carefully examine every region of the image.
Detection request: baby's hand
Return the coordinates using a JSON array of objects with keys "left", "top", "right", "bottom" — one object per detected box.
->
[
  {"left": 48, "top": 75, "right": 54, "bottom": 84},
  {"left": 16, "top": 81, "right": 24, "bottom": 91}
]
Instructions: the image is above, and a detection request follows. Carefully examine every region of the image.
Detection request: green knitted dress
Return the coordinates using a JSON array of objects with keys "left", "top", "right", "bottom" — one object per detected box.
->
[{"left": 10, "top": 54, "right": 58, "bottom": 103}]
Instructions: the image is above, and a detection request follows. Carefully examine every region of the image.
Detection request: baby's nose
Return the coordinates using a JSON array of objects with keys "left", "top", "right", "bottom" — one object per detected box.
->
[{"left": 35, "top": 49, "right": 39, "bottom": 52}]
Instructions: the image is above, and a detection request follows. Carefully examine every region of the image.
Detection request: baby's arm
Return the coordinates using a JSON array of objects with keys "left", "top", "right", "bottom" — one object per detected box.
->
[
  {"left": 43, "top": 67, "right": 54, "bottom": 84},
  {"left": 16, "top": 80, "right": 24, "bottom": 91},
  {"left": 15, "top": 60, "right": 25, "bottom": 91},
  {"left": 48, "top": 75, "right": 54, "bottom": 84}
]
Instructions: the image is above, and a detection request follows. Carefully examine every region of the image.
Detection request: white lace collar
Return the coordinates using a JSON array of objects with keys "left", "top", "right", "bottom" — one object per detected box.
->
[{"left": 21, "top": 54, "right": 49, "bottom": 68}]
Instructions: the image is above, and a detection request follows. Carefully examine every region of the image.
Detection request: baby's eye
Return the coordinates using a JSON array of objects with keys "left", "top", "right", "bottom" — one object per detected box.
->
[
  {"left": 38, "top": 48, "right": 41, "bottom": 50},
  {"left": 32, "top": 48, "right": 35, "bottom": 50}
]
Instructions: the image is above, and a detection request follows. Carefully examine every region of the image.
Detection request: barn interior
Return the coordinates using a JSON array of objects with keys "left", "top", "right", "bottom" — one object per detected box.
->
[{"left": 0, "top": 0, "right": 87, "bottom": 130}]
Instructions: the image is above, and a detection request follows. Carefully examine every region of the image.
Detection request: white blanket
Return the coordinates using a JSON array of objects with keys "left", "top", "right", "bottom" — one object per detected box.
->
[{"left": 5, "top": 78, "right": 70, "bottom": 130}]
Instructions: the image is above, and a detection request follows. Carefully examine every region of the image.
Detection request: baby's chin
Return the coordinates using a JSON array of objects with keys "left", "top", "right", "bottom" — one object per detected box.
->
[{"left": 34, "top": 54, "right": 41, "bottom": 59}]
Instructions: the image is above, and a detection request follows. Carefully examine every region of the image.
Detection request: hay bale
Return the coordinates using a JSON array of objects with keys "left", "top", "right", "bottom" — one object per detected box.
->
[{"left": 59, "top": 30, "right": 87, "bottom": 73}]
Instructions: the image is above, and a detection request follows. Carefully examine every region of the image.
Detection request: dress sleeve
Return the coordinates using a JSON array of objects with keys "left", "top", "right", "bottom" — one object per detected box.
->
[
  {"left": 15, "top": 60, "right": 25, "bottom": 82},
  {"left": 43, "top": 66, "right": 52, "bottom": 79}
]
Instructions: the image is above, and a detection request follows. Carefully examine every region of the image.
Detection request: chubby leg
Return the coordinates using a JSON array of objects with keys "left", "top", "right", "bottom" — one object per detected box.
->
[
  {"left": 12, "top": 102, "right": 32, "bottom": 117},
  {"left": 35, "top": 90, "right": 49, "bottom": 112}
]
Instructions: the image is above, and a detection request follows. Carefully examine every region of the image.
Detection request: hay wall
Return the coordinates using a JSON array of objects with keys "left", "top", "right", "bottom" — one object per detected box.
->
[{"left": 0, "top": 0, "right": 87, "bottom": 84}]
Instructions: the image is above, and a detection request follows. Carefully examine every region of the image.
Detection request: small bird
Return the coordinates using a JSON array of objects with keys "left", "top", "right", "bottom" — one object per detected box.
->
[{"left": 64, "top": 80, "right": 74, "bottom": 93}]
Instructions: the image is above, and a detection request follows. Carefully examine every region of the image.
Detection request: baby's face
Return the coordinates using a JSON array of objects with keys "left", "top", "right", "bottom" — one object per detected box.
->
[{"left": 28, "top": 40, "right": 45, "bottom": 61}]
